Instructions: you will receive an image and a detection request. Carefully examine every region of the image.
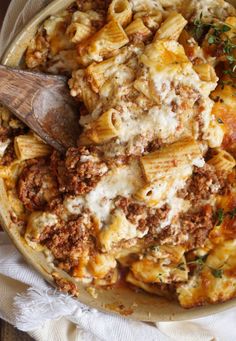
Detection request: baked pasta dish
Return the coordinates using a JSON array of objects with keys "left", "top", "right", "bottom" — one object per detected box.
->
[{"left": 1, "top": 0, "right": 236, "bottom": 309}]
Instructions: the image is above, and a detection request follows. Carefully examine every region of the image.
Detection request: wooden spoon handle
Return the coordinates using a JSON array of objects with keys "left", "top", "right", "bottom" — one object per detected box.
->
[{"left": 0, "top": 65, "right": 41, "bottom": 115}]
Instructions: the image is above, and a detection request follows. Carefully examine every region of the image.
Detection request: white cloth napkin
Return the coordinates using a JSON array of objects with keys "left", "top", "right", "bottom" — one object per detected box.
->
[{"left": 1, "top": 1, "right": 236, "bottom": 341}]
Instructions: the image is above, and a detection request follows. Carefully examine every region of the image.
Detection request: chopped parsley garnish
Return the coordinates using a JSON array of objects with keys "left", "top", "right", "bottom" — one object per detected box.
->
[
  {"left": 217, "top": 208, "right": 224, "bottom": 225},
  {"left": 193, "top": 15, "right": 236, "bottom": 86},
  {"left": 187, "top": 255, "right": 207, "bottom": 266},
  {"left": 193, "top": 13, "right": 211, "bottom": 41},
  {"left": 211, "top": 268, "right": 223, "bottom": 278},
  {"left": 188, "top": 256, "right": 224, "bottom": 279},
  {"left": 216, "top": 207, "right": 236, "bottom": 224}
]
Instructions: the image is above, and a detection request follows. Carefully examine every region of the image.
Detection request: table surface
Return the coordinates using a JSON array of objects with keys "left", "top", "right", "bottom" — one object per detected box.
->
[{"left": 0, "top": 1, "right": 34, "bottom": 340}]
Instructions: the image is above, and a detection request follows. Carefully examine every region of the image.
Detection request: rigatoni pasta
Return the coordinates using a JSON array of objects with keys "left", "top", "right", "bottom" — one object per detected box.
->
[
  {"left": 154, "top": 12, "right": 187, "bottom": 41},
  {"left": 125, "top": 18, "right": 152, "bottom": 41},
  {"left": 141, "top": 138, "right": 202, "bottom": 182},
  {"left": 66, "top": 22, "right": 94, "bottom": 43},
  {"left": 69, "top": 69, "right": 98, "bottom": 112},
  {"left": 193, "top": 63, "right": 218, "bottom": 82},
  {"left": 14, "top": 135, "right": 51, "bottom": 161},
  {"left": 208, "top": 150, "right": 236, "bottom": 172},
  {"left": 84, "top": 109, "right": 122, "bottom": 144},
  {"left": 126, "top": 271, "right": 170, "bottom": 297},
  {"left": 86, "top": 60, "right": 115, "bottom": 92},
  {"left": 108, "top": 0, "right": 132, "bottom": 27},
  {"left": 78, "top": 20, "right": 129, "bottom": 64}
]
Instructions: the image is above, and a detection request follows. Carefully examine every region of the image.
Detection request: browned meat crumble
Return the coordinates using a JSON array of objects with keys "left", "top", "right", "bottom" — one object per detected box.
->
[
  {"left": 159, "top": 205, "right": 215, "bottom": 250},
  {"left": 18, "top": 159, "right": 59, "bottom": 211},
  {"left": 116, "top": 196, "right": 170, "bottom": 233},
  {"left": 52, "top": 272, "right": 79, "bottom": 296},
  {"left": 51, "top": 146, "right": 108, "bottom": 195},
  {"left": 177, "top": 164, "right": 229, "bottom": 203},
  {"left": 39, "top": 212, "right": 97, "bottom": 272}
]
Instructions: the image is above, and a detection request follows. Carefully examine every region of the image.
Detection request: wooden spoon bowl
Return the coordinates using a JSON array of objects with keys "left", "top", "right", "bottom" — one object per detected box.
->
[{"left": 0, "top": 65, "right": 81, "bottom": 152}]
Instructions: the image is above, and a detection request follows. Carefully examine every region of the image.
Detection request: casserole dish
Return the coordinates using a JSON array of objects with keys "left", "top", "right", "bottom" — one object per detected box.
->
[{"left": 1, "top": 0, "right": 236, "bottom": 321}]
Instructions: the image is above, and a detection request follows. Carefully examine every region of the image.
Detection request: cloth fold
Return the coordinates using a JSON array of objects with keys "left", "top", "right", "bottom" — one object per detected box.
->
[{"left": 1, "top": 1, "right": 236, "bottom": 341}]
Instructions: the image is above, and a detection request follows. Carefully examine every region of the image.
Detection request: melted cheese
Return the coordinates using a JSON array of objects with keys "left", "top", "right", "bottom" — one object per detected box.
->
[
  {"left": 194, "top": 0, "right": 236, "bottom": 20},
  {"left": 64, "top": 160, "right": 144, "bottom": 225},
  {"left": 130, "top": 0, "right": 163, "bottom": 12},
  {"left": 118, "top": 105, "right": 179, "bottom": 144},
  {"left": 25, "top": 212, "right": 58, "bottom": 249},
  {"left": 43, "top": 16, "right": 65, "bottom": 37},
  {"left": 99, "top": 209, "right": 147, "bottom": 251}
]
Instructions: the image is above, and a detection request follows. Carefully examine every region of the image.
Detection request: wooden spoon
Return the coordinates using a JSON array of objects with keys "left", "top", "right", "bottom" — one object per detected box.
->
[{"left": 0, "top": 64, "right": 81, "bottom": 153}]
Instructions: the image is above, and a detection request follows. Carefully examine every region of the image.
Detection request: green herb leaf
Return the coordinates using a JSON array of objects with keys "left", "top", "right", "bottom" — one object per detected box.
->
[
  {"left": 187, "top": 255, "right": 207, "bottom": 266},
  {"left": 208, "top": 35, "right": 216, "bottom": 44},
  {"left": 227, "top": 55, "right": 236, "bottom": 63},
  {"left": 193, "top": 18, "right": 236, "bottom": 80},
  {"left": 156, "top": 273, "right": 163, "bottom": 283},
  {"left": 221, "top": 25, "right": 231, "bottom": 32},
  {"left": 217, "top": 208, "right": 224, "bottom": 225},
  {"left": 211, "top": 268, "right": 223, "bottom": 278},
  {"left": 193, "top": 14, "right": 211, "bottom": 41}
]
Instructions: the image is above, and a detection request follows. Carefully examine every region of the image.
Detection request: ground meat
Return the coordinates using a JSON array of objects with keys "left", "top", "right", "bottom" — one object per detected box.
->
[
  {"left": 145, "top": 138, "right": 163, "bottom": 153},
  {"left": 177, "top": 164, "right": 228, "bottom": 203},
  {"left": 115, "top": 196, "right": 147, "bottom": 231},
  {"left": 18, "top": 159, "right": 59, "bottom": 211},
  {"left": 157, "top": 224, "right": 184, "bottom": 246},
  {"left": 147, "top": 204, "right": 171, "bottom": 234},
  {"left": 40, "top": 213, "right": 97, "bottom": 272},
  {"left": 67, "top": 2, "right": 78, "bottom": 12},
  {"left": 116, "top": 196, "right": 170, "bottom": 233},
  {"left": 52, "top": 273, "right": 79, "bottom": 296},
  {"left": 171, "top": 100, "right": 178, "bottom": 113},
  {"left": 180, "top": 205, "right": 215, "bottom": 249},
  {"left": 51, "top": 147, "right": 108, "bottom": 195},
  {"left": 0, "top": 126, "right": 10, "bottom": 140},
  {"left": 159, "top": 205, "right": 215, "bottom": 250},
  {"left": 175, "top": 84, "right": 200, "bottom": 102},
  {"left": 76, "top": 0, "right": 110, "bottom": 11}
]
